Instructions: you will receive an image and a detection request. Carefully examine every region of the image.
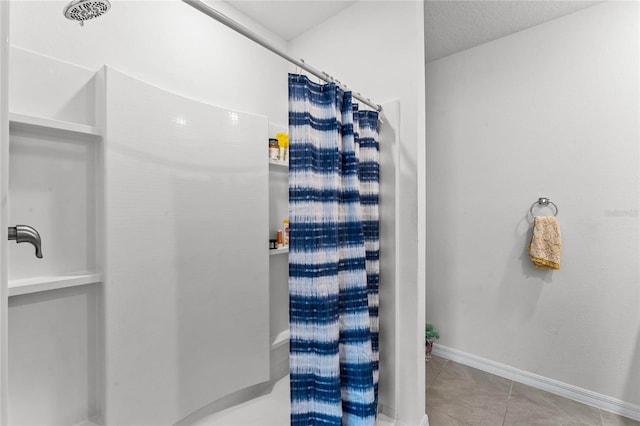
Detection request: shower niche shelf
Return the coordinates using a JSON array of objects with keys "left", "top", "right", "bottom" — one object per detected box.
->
[
  {"left": 8, "top": 110, "right": 101, "bottom": 300},
  {"left": 9, "top": 112, "right": 103, "bottom": 137},
  {"left": 271, "top": 329, "right": 290, "bottom": 348},
  {"left": 267, "top": 129, "right": 290, "bottom": 382},
  {"left": 269, "top": 247, "right": 289, "bottom": 256},
  {"left": 269, "top": 159, "right": 288, "bottom": 168},
  {"left": 8, "top": 272, "right": 103, "bottom": 297}
]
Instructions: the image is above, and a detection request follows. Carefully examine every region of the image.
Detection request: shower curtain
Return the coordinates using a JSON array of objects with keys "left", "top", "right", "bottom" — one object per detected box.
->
[{"left": 288, "top": 73, "right": 380, "bottom": 426}]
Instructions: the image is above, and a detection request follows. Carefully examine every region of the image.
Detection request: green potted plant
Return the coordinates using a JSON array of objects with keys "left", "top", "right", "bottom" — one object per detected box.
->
[{"left": 425, "top": 323, "right": 440, "bottom": 361}]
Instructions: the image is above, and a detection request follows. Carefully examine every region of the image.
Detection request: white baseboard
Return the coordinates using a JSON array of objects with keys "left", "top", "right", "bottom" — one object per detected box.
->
[{"left": 432, "top": 344, "right": 640, "bottom": 422}]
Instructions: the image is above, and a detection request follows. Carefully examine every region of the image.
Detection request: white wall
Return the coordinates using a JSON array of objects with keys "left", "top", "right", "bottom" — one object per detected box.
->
[
  {"left": 426, "top": 0, "right": 639, "bottom": 408},
  {"left": 288, "top": 1, "right": 426, "bottom": 423},
  {"left": 10, "top": 0, "right": 289, "bottom": 127}
]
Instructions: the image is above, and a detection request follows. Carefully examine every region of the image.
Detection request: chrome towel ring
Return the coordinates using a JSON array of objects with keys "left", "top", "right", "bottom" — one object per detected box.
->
[{"left": 530, "top": 197, "right": 558, "bottom": 217}]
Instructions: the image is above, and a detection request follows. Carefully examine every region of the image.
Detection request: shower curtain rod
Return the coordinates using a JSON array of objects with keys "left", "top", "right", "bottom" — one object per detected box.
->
[{"left": 182, "top": 0, "right": 382, "bottom": 112}]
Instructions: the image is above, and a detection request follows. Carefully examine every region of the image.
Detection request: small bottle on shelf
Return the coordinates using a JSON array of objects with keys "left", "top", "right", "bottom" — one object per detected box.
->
[
  {"left": 269, "top": 138, "right": 279, "bottom": 160},
  {"left": 276, "top": 133, "right": 289, "bottom": 162},
  {"left": 283, "top": 219, "right": 289, "bottom": 248},
  {"left": 276, "top": 229, "right": 283, "bottom": 248}
]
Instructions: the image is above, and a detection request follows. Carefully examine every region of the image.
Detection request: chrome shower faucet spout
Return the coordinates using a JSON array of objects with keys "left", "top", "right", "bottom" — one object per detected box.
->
[{"left": 8, "top": 225, "right": 43, "bottom": 259}]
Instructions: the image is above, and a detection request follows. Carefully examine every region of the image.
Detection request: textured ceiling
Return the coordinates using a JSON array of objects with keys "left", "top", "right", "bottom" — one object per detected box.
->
[
  {"left": 224, "top": 0, "right": 357, "bottom": 41},
  {"left": 425, "top": 1, "right": 603, "bottom": 62},
  {"left": 223, "top": 1, "right": 603, "bottom": 61}
]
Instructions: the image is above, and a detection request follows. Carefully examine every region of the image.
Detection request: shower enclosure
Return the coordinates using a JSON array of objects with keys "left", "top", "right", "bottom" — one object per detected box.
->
[
  {"left": 0, "top": 1, "right": 409, "bottom": 425},
  {"left": 6, "top": 47, "right": 273, "bottom": 426}
]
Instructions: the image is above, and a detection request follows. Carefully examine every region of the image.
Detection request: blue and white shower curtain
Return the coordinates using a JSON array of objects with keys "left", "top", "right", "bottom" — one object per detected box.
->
[{"left": 288, "top": 73, "right": 380, "bottom": 426}]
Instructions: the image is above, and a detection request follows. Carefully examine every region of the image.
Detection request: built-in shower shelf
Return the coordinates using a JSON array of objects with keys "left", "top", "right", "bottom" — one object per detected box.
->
[
  {"left": 70, "top": 420, "right": 100, "bottom": 426},
  {"left": 269, "top": 247, "right": 289, "bottom": 255},
  {"left": 9, "top": 112, "right": 103, "bottom": 137},
  {"left": 269, "top": 159, "right": 288, "bottom": 168},
  {"left": 8, "top": 272, "right": 103, "bottom": 297},
  {"left": 271, "top": 329, "right": 290, "bottom": 348}
]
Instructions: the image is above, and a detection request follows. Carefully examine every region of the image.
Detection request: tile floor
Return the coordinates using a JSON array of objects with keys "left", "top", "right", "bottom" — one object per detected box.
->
[{"left": 426, "top": 355, "right": 640, "bottom": 426}]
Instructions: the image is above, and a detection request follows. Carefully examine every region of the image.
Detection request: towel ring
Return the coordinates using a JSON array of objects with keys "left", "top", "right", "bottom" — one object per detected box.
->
[{"left": 529, "top": 197, "right": 558, "bottom": 217}]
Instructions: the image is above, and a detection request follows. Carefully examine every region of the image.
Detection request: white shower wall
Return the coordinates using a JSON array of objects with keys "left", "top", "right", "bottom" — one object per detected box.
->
[
  {"left": 98, "top": 66, "right": 270, "bottom": 424},
  {"left": 7, "top": 51, "right": 102, "bottom": 425},
  {"left": 9, "top": 0, "right": 291, "bottom": 342},
  {"left": 7, "top": 1, "right": 292, "bottom": 424},
  {"left": 6, "top": 50, "right": 276, "bottom": 425},
  {"left": 9, "top": 0, "right": 292, "bottom": 359},
  {"left": 9, "top": 0, "right": 289, "bottom": 128}
]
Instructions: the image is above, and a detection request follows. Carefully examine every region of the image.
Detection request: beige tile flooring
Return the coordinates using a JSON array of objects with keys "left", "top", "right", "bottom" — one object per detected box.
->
[{"left": 426, "top": 355, "right": 640, "bottom": 426}]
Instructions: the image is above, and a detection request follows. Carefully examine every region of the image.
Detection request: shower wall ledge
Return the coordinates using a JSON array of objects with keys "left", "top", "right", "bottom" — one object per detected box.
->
[
  {"left": 269, "top": 159, "right": 288, "bottom": 168},
  {"left": 9, "top": 112, "right": 103, "bottom": 137},
  {"left": 271, "top": 328, "right": 289, "bottom": 348},
  {"left": 69, "top": 419, "right": 99, "bottom": 426},
  {"left": 8, "top": 272, "right": 102, "bottom": 297},
  {"left": 269, "top": 247, "right": 288, "bottom": 256}
]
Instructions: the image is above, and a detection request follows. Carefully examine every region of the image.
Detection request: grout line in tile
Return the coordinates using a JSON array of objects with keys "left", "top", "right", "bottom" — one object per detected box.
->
[
  {"left": 427, "top": 358, "right": 448, "bottom": 390},
  {"left": 435, "top": 358, "right": 449, "bottom": 380},
  {"left": 432, "top": 406, "right": 472, "bottom": 426},
  {"left": 598, "top": 409, "right": 605, "bottom": 426},
  {"left": 501, "top": 380, "right": 514, "bottom": 426},
  {"left": 439, "top": 359, "right": 449, "bottom": 377}
]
